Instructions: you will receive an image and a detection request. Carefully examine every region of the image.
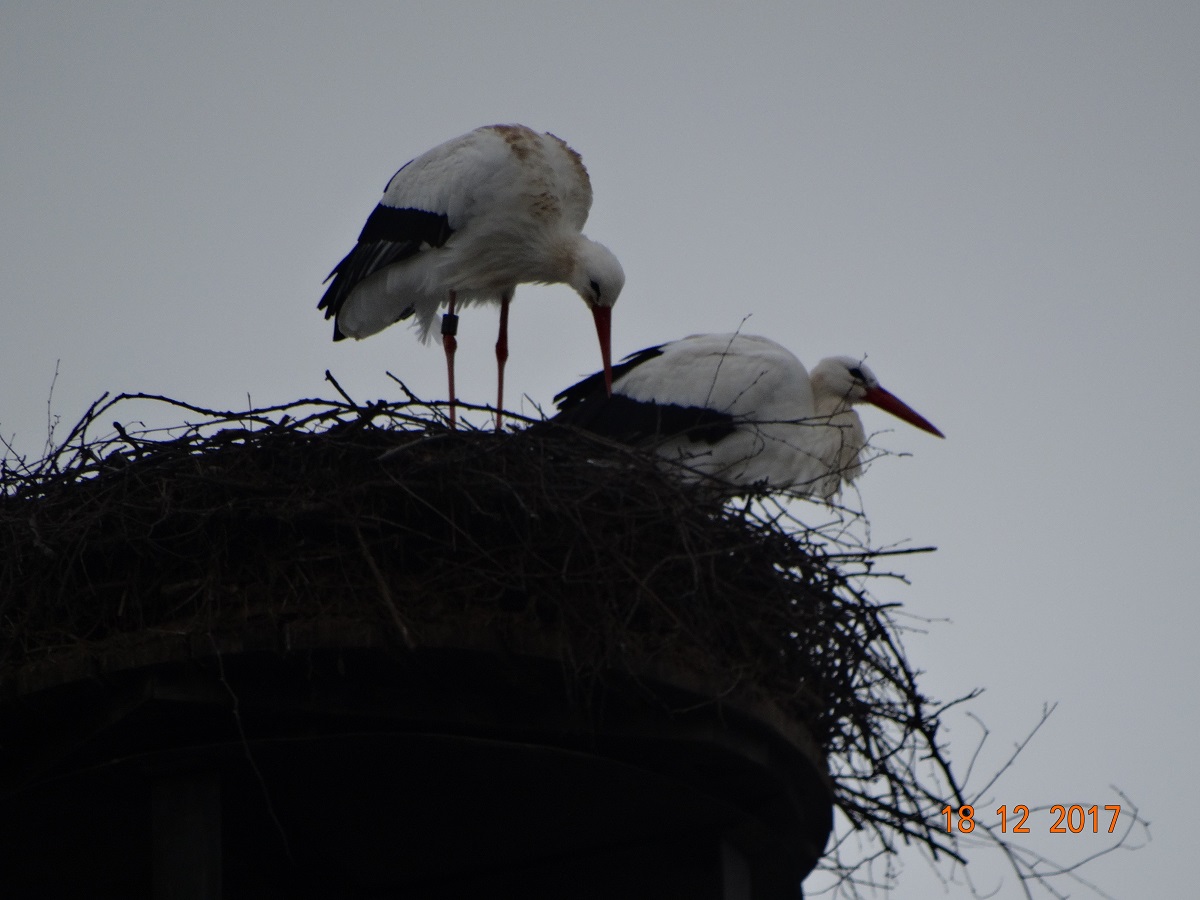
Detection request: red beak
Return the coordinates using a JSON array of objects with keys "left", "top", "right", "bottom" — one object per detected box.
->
[
  {"left": 863, "top": 386, "right": 944, "bottom": 438},
  {"left": 590, "top": 305, "right": 613, "bottom": 396}
]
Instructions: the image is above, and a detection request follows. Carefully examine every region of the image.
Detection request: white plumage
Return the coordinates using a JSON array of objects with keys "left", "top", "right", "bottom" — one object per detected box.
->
[
  {"left": 319, "top": 124, "right": 625, "bottom": 426},
  {"left": 553, "top": 333, "right": 943, "bottom": 498}
]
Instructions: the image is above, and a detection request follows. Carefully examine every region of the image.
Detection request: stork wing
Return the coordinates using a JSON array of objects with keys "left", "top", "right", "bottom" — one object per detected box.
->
[
  {"left": 553, "top": 344, "right": 665, "bottom": 411},
  {"left": 317, "top": 200, "right": 453, "bottom": 331},
  {"left": 553, "top": 344, "right": 738, "bottom": 445}
]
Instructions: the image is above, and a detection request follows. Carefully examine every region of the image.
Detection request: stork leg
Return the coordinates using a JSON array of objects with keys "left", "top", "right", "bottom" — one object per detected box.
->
[
  {"left": 494, "top": 291, "right": 512, "bottom": 431},
  {"left": 441, "top": 291, "right": 459, "bottom": 429}
]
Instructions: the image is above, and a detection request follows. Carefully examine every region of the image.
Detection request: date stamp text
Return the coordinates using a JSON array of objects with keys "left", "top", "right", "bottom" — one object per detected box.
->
[{"left": 942, "top": 804, "right": 1122, "bottom": 834}]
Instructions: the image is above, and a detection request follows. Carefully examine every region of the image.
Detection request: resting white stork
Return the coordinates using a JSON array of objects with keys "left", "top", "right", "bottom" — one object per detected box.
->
[
  {"left": 552, "top": 333, "right": 944, "bottom": 498},
  {"left": 318, "top": 124, "right": 625, "bottom": 429}
]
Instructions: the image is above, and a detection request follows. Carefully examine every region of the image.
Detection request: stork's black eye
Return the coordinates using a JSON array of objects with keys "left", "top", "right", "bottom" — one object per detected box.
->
[
  {"left": 589, "top": 279, "right": 601, "bottom": 298},
  {"left": 848, "top": 366, "right": 865, "bottom": 381}
]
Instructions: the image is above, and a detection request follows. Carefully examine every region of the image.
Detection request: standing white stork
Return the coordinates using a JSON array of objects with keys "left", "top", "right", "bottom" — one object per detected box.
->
[
  {"left": 318, "top": 124, "right": 625, "bottom": 429},
  {"left": 552, "top": 333, "right": 943, "bottom": 498}
]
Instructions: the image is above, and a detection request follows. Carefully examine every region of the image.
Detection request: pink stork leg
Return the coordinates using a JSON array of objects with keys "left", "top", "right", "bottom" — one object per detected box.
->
[
  {"left": 441, "top": 291, "right": 459, "bottom": 429},
  {"left": 494, "top": 291, "right": 512, "bottom": 431}
]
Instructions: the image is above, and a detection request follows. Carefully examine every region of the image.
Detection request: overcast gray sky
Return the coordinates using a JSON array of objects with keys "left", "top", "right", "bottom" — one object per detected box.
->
[{"left": 3, "top": 3, "right": 1195, "bottom": 895}]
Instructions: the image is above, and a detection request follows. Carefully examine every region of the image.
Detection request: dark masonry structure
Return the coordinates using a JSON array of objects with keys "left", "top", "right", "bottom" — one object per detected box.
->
[{"left": 0, "top": 401, "right": 904, "bottom": 899}]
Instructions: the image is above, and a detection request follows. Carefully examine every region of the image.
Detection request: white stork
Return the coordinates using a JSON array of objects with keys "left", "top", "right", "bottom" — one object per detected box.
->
[
  {"left": 319, "top": 124, "right": 625, "bottom": 429},
  {"left": 552, "top": 333, "right": 944, "bottom": 498}
]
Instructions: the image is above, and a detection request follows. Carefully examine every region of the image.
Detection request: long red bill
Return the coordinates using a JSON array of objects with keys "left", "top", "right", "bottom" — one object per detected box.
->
[
  {"left": 590, "top": 305, "right": 613, "bottom": 396},
  {"left": 863, "top": 386, "right": 944, "bottom": 438}
]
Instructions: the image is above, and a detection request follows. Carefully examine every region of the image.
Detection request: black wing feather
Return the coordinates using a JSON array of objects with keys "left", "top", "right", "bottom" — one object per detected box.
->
[
  {"left": 318, "top": 204, "right": 453, "bottom": 339},
  {"left": 555, "top": 395, "right": 737, "bottom": 445},
  {"left": 553, "top": 344, "right": 737, "bottom": 445},
  {"left": 552, "top": 344, "right": 666, "bottom": 411}
]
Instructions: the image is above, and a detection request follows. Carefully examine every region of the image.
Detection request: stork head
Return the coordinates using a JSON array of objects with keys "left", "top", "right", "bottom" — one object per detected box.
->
[
  {"left": 570, "top": 238, "right": 625, "bottom": 396},
  {"left": 812, "top": 357, "right": 944, "bottom": 438}
]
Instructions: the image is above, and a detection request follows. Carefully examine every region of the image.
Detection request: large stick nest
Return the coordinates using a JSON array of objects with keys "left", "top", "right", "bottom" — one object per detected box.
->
[{"left": 0, "top": 389, "right": 964, "bottom": 864}]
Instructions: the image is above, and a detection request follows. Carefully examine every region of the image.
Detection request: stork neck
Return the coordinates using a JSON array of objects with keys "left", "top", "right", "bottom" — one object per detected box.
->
[{"left": 812, "top": 388, "right": 854, "bottom": 421}]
